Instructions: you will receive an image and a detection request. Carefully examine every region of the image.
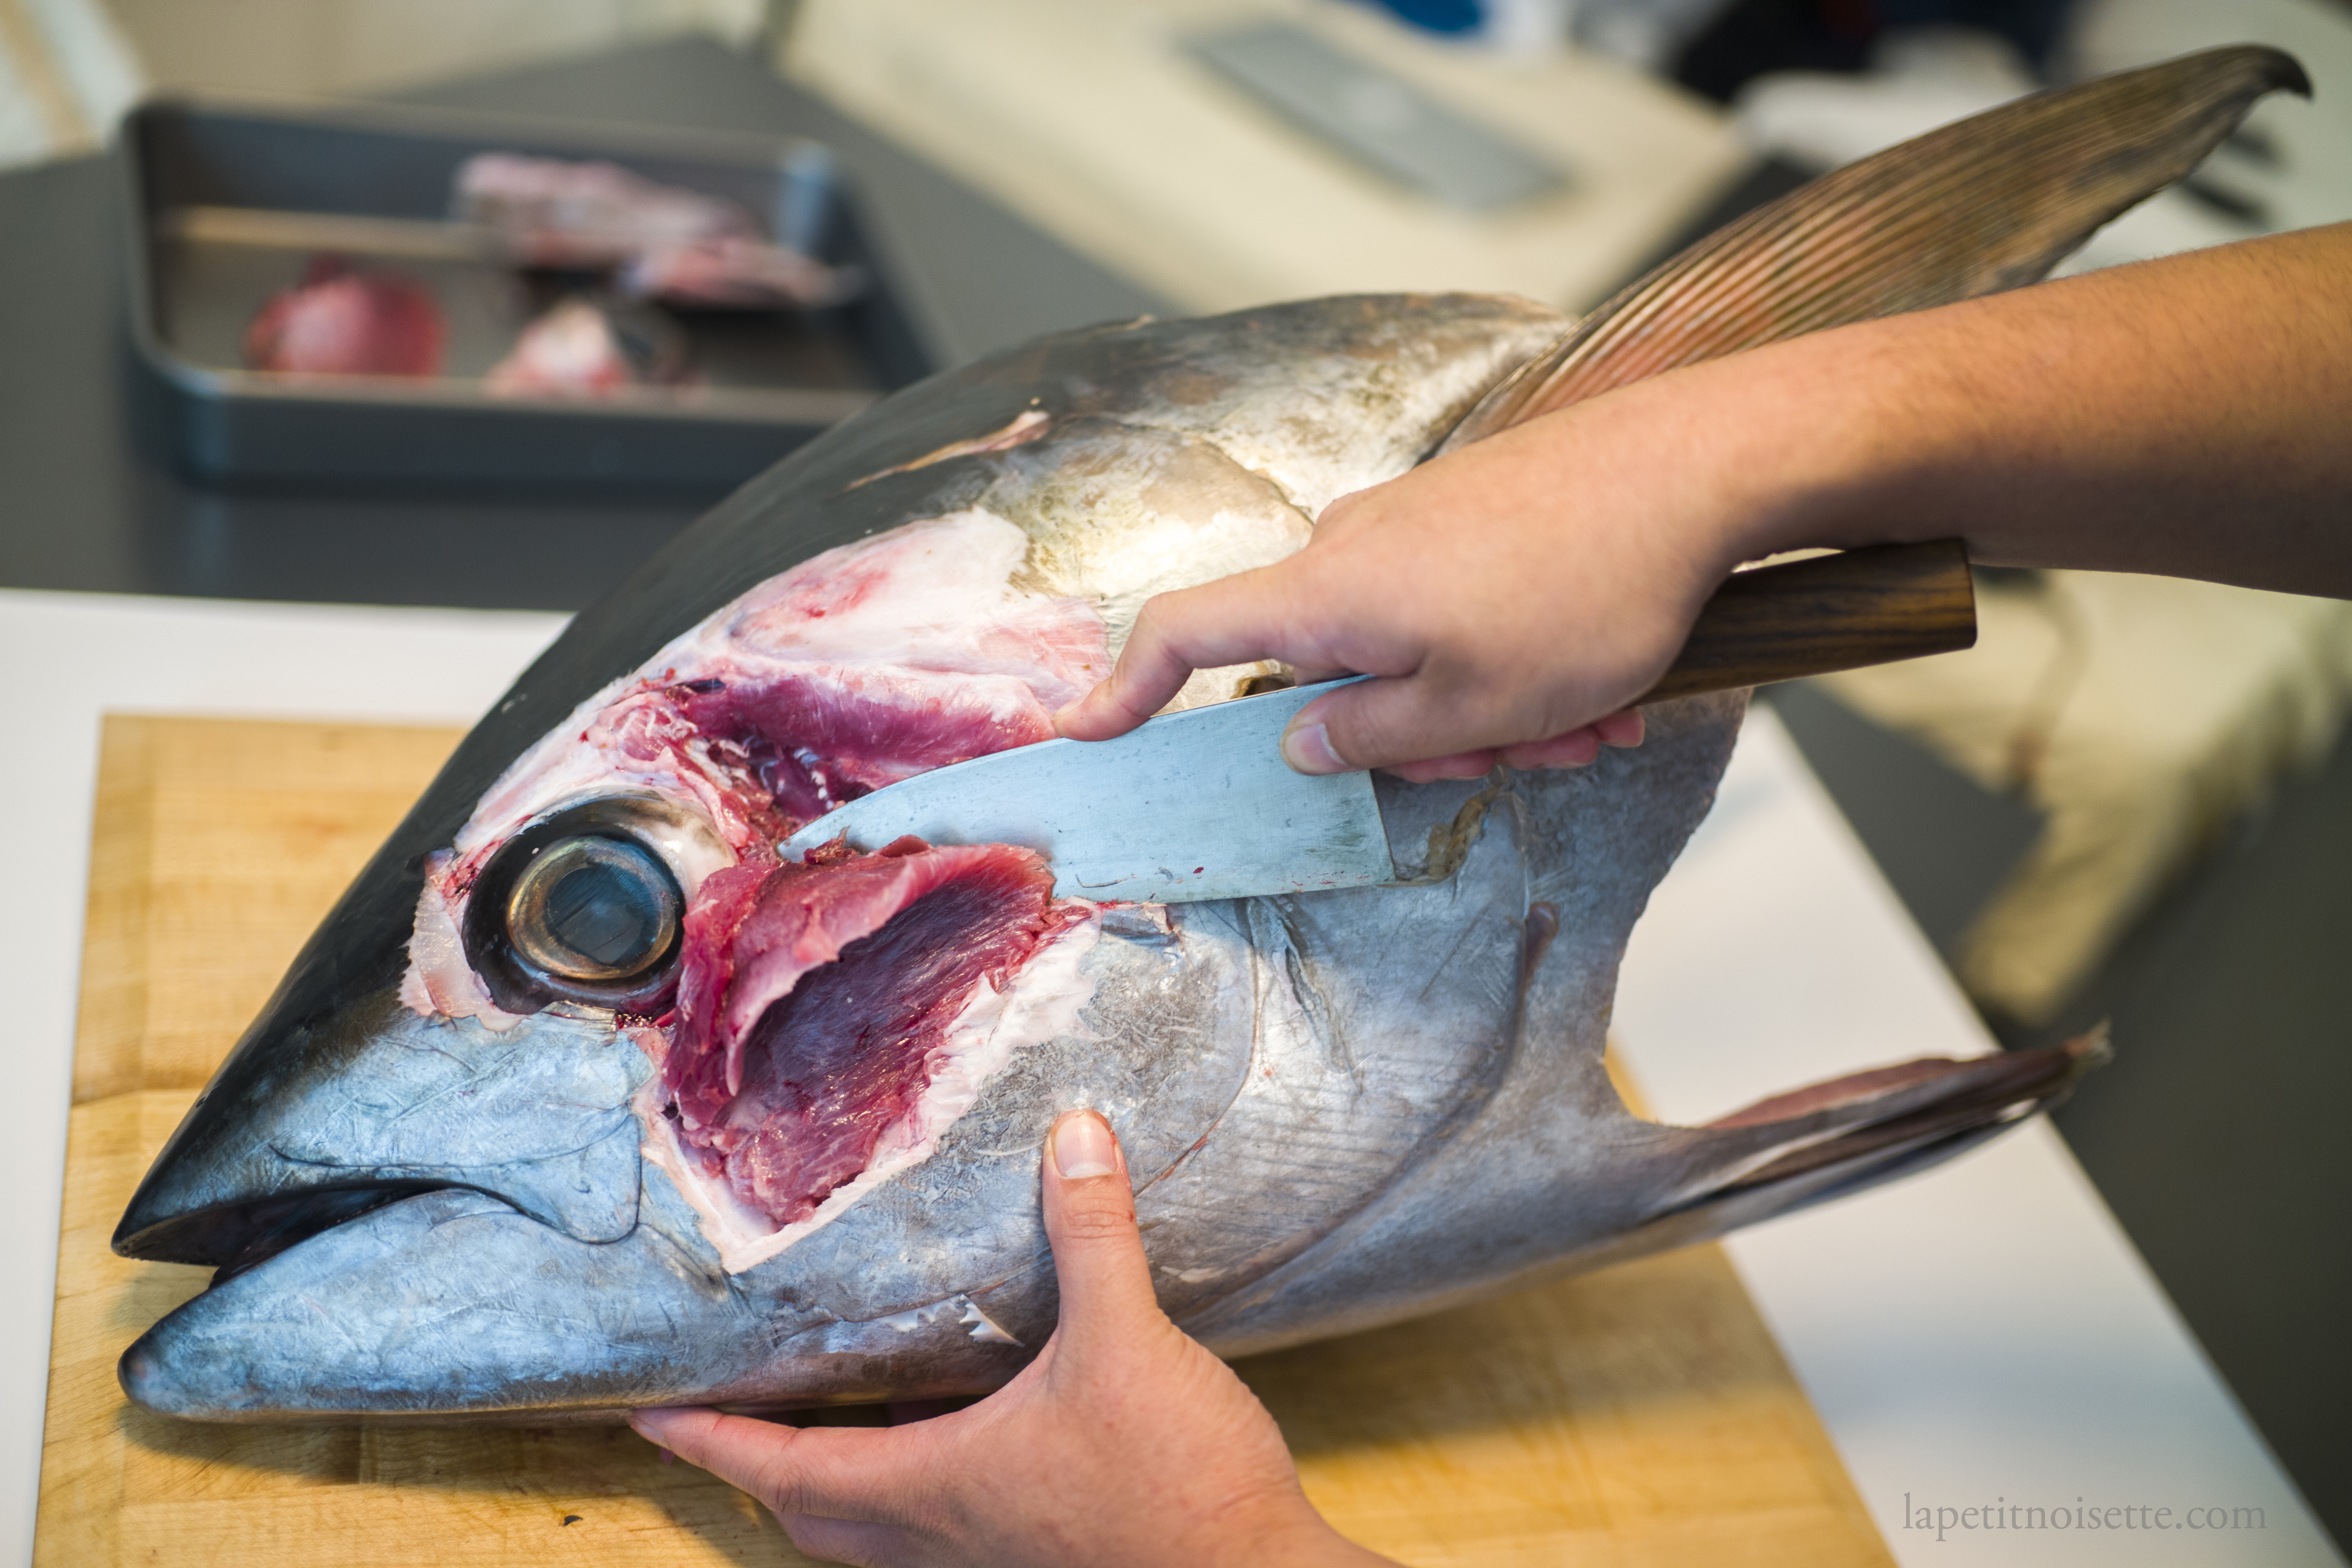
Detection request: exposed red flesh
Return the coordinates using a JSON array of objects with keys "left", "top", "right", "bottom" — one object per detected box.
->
[
  {"left": 243, "top": 256, "right": 446, "bottom": 377},
  {"left": 668, "top": 837, "right": 1070, "bottom": 1224},
  {"left": 534, "top": 668, "right": 1059, "bottom": 855},
  {"left": 669, "top": 673, "right": 1057, "bottom": 825}
]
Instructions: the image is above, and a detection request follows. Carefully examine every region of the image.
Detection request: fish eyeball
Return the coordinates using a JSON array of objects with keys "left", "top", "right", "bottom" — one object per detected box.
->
[
  {"left": 460, "top": 795, "right": 715, "bottom": 1014},
  {"left": 505, "top": 835, "right": 681, "bottom": 984}
]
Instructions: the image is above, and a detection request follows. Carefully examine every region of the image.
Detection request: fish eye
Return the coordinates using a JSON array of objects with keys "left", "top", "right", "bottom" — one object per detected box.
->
[
  {"left": 505, "top": 836, "right": 679, "bottom": 984},
  {"left": 459, "top": 795, "right": 714, "bottom": 1014}
]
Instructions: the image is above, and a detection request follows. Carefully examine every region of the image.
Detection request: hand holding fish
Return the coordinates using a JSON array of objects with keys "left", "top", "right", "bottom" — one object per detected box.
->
[
  {"left": 1058, "top": 221, "right": 2352, "bottom": 781},
  {"left": 632, "top": 1111, "right": 1394, "bottom": 1568}
]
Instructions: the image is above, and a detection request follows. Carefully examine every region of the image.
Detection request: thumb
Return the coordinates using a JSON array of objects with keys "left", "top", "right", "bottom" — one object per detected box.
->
[
  {"left": 1040, "top": 1110, "right": 1163, "bottom": 1350},
  {"left": 1278, "top": 673, "right": 1504, "bottom": 775}
]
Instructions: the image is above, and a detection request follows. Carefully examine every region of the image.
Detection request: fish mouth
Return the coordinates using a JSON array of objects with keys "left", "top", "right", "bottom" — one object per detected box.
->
[
  {"left": 114, "top": 986, "right": 650, "bottom": 1270},
  {"left": 167, "top": 1182, "right": 449, "bottom": 1285}
]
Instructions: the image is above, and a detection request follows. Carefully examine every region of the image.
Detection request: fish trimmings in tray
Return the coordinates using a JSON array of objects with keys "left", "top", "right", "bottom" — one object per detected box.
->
[{"left": 124, "top": 96, "right": 930, "bottom": 486}]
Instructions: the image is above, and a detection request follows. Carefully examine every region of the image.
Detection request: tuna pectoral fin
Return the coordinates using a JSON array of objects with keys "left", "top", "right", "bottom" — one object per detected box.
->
[
  {"left": 1443, "top": 46, "right": 2309, "bottom": 447},
  {"left": 1669, "top": 1030, "right": 2109, "bottom": 1215}
]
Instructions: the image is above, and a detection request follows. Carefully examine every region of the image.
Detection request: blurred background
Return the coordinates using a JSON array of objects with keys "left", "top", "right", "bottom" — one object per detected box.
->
[{"left": 2, "top": 0, "right": 2349, "bottom": 1547}]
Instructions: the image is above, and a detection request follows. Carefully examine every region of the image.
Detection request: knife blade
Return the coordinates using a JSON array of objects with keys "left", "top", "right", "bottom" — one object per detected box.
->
[
  {"left": 784, "top": 678, "right": 1388, "bottom": 902},
  {"left": 782, "top": 537, "right": 1977, "bottom": 903}
]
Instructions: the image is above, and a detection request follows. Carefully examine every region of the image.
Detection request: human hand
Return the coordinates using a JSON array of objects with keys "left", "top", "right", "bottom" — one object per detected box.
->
[
  {"left": 1052, "top": 382, "right": 1759, "bottom": 782},
  {"left": 631, "top": 1110, "right": 1395, "bottom": 1568},
  {"left": 1061, "top": 223, "right": 2352, "bottom": 781}
]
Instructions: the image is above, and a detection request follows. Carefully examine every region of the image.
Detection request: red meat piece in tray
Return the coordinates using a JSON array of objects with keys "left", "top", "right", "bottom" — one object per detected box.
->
[{"left": 243, "top": 255, "right": 446, "bottom": 377}]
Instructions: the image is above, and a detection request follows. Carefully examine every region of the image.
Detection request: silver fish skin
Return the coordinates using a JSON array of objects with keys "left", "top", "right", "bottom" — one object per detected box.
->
[{"left": 113, "top": 47, "right": 2298, "bottom": 1421}]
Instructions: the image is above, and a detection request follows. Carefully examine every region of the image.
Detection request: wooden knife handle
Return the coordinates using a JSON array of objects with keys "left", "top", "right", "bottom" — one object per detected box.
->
[{"left": 1638, "top": 537, "right": 1976, "bottom": 704}]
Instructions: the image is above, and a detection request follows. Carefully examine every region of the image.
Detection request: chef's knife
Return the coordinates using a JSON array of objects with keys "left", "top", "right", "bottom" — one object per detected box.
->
[{"left": 782, "top": 538, "right": 1974, "bottom": 902}]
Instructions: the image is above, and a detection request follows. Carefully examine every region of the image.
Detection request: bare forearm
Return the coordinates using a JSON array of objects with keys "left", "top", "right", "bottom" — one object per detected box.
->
[
  {"left": 1692, "top": 222, "right": 2352, "bottom": 590},
  {"left": 1063, "top": 224, "right": 2352, "bottom": 777}
]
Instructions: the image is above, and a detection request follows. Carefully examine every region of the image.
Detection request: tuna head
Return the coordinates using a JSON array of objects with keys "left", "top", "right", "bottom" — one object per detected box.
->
[{"left": 113, "top": 47, "right": 2297, "bottom": 1421}]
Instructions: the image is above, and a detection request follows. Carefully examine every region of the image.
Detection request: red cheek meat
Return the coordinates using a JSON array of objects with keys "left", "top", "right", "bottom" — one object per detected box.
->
[{"left": 666, "top": 836, "right": 1076, "bottom": 1225}]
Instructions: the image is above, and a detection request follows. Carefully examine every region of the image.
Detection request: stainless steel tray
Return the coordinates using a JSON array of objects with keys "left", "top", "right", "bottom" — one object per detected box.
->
[{"left": 122, "top": 94, "right": 932, "bottom": 488}]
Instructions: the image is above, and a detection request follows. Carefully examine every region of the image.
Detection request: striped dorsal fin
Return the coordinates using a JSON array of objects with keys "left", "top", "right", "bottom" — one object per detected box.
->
[{"left": 1442, "top": 45, "right": 2309, "bottom": 449}]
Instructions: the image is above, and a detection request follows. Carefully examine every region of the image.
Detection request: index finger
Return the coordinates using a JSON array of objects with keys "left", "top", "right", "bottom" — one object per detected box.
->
[{"left": 1054, "top": 566, "right": 1313, "bottom": 741}]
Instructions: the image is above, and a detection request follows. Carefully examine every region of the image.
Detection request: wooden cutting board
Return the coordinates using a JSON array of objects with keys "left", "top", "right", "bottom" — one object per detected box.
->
[{"left": 38, "top": 714, "right": 1892, "bottom": 1567}]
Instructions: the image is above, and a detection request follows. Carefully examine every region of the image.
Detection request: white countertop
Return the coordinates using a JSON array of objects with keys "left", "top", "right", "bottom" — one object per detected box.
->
[
  {"left": 1, "top": 589, "right": 568, "bottom": 1568},
  {"left": 1613, "top": 713, "right": 2339, "bottom": 1566},
  {"left": 2, "top": 587, "right": 2337, "bottom": 1566}
]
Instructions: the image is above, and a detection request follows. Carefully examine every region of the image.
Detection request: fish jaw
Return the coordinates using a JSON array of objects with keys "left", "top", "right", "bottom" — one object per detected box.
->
[
  {"left": 116, "top": 1180, "right": 1042, "bottom": 1421},
  {"left": 119, "top": 1188, "right": 751, "bottom": 1421},
  {"left": 113, "top": 989, "right": 649, "bottom": 1268}
]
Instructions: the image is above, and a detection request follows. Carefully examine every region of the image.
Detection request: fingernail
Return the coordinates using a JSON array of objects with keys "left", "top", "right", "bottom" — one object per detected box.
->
[
  {"left": 1051, "top": 701, "right": 1080, "bottom": 736},
  {"left": 1281, "top": 721, "right": 1347, "bottom": 775},
  {"left": 1601, "top": 712, "right": 1645, "bottom": 747},
  {"left": 1052, "top": 1110, "right": 1118, "bottom": 1179}
]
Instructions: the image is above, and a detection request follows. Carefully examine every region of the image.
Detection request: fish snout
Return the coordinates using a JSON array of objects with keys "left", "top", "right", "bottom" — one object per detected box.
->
[
  {"left": 113, "top": 987, "right": 651, "bottom": 1271},
  {"left": 117, "top": 1186, "right": 758, "bottom": 1420}
]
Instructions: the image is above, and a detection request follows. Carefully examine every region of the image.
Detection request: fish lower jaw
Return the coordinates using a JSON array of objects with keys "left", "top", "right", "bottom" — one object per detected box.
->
[{"left": 114, "top": 1187, "right": 744, "bottom": 1422}]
